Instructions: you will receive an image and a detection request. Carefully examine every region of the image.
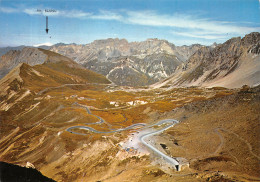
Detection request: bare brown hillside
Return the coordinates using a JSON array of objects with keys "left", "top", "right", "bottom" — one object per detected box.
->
[{"left": 163, "top": 86, "right": 260, "bottom": 181}]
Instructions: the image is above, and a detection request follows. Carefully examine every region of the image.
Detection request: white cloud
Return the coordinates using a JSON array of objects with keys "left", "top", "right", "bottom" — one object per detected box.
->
[
  {"left": 1, "top": 6, "right": 259, "bottom": 42},
  {"left": 89, "top": 10, "right": 122, "bottom": 21},
  {"left": 8, "top": 7, "right": 121, "bottom": 20},
  {"left": 172, "top": 31, "right": 227, "bottom": 40},
  {"left": 57, "top": 10, "right": 92, "bottom": 18},
  {"left": 33, "top": 42, "right": 54, "bottom": 47},
  {"left": 0, "top": 6, "right": 19, "bottom": 13},
  {"left": 23, "top": 8, "right": 40, "bottom": 15},
  {"left": 123, "top": 10, "right": 259, "bottom": 35},
  {"left": 119, "top": 10, "right": 260, "bottom": 42}
]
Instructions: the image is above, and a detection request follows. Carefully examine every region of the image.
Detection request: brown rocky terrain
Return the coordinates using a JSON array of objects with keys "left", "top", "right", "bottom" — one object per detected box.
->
[{"left": 164, "top": 86, "right": 260, "bottom": 181}]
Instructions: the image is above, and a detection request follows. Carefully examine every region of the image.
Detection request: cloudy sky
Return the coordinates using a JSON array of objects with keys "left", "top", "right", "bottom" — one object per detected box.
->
[{"left": 0, "top": 0, "right": 259, "bottom": 47}]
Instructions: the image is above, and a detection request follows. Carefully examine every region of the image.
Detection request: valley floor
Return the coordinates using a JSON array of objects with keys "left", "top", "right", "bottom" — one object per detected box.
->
[{"left": 0, "top": 83, "right": 259, "bottom": 182}]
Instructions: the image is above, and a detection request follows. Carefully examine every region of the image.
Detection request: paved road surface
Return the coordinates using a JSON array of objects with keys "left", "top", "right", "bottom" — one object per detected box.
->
[{"left": 140, "top": 119, "right": 180, "bottom": 169}]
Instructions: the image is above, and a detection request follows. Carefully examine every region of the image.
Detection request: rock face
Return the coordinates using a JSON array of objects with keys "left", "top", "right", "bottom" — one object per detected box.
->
[
  {"left": 154, "top": 32, "right": 260, "bottom": 88},
  {"left": 50, "top": 38, "right": 201, "bottom": 86}
]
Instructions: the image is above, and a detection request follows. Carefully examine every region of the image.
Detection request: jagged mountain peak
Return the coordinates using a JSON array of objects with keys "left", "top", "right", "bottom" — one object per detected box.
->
[
  {"left": 242, "top": 32, "right": 260, "bottom": 55},
  {"left": 242, "top": 32, "right": 260, "bottom": 46}
]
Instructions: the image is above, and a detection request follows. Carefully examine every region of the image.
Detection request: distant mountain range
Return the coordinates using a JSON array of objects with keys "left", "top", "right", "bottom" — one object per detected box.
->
[
  {"left": 50, "top": 38, "right": 202, "bottom": 86},
  {"left": 0, "top": 39, "right": 202, "bottom": 86},
  {"left": 0, "top": 33, "right": 259, "bottom": 88}
]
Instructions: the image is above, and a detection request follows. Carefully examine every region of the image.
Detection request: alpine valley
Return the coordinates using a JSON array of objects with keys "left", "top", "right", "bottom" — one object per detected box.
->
[{"left": 0, "top": 32, "right": 259, "bottom": 182}]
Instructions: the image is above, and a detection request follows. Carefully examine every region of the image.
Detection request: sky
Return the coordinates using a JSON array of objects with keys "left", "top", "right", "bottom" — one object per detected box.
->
[{"left": 0, "top": 0, "right": 259, "bottom": 47}]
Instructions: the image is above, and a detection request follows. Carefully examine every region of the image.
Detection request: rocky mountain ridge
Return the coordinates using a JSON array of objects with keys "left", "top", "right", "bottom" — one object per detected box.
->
[
  {"left": 154, "top": 32, "right": 260, "bottom": 88},
  {"left": 0, "top": 48, "right": 47, "bottom": 79},
  {"left": 50, "top": 38, "right": 202, "bottom": 86},
  {"left": 0, "top": 47, "right": 89, "bottom": 79},
  {"left": 50, "top": 38, "right": 199, "bottom": 62},
  {"left": 0, "top": 39, "right": 201, "bottom": 86},
  {"left": 1, "top": 33, "right": 259, "bottom": 88},
  {"left": 0, "top": 48, "right": 109, "bottom": 97}
]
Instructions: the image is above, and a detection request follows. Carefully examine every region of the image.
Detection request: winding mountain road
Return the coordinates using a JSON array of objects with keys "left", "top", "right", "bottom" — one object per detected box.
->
[
  {"left": 66, "top": 103, "right": 180, "bottom": 170},
  {"left": 140, "top": 119, "right": 180, "bottom": 168}
]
